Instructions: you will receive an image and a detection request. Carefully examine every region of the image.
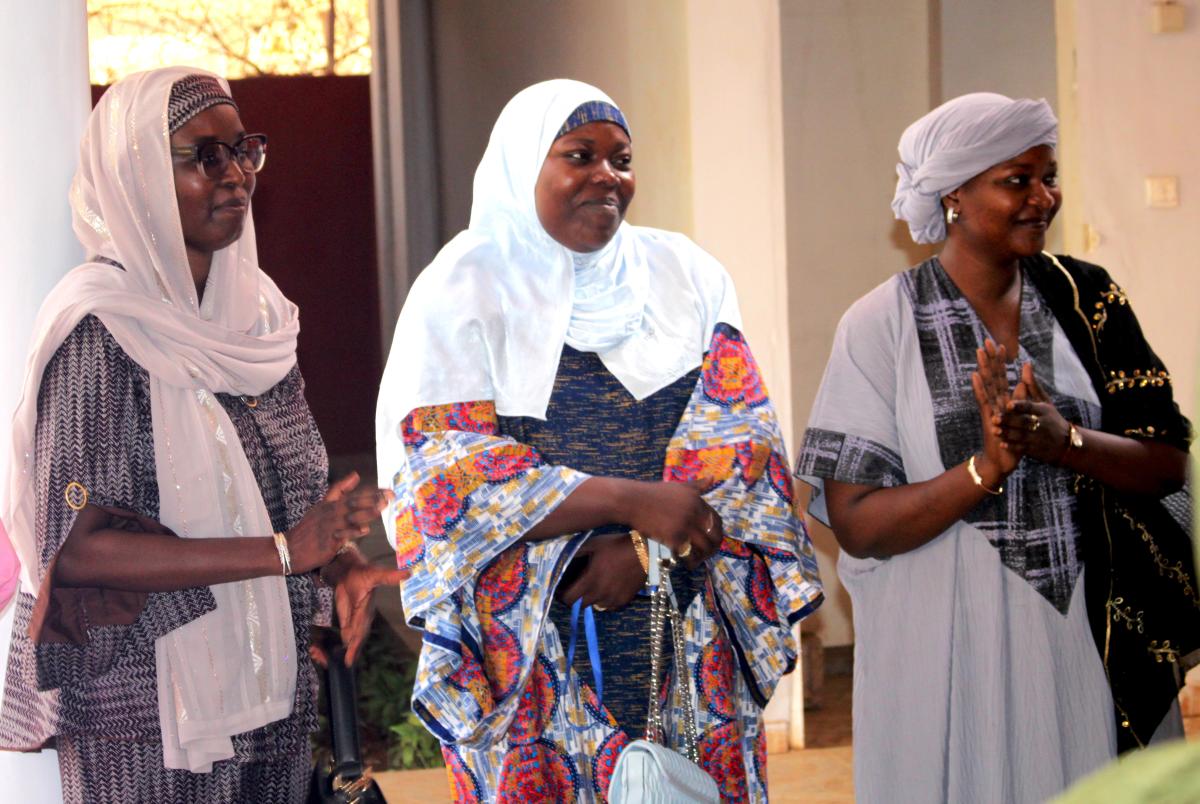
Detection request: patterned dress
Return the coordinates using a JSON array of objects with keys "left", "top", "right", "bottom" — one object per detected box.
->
[
  {"left": 0, "top": 316, "right": 330, "bottom": 803},
  {"left": 390, "top": 324, "right": 823, "bottom": 803},
  {"left": 497, "top": 346, "right": 705, "bottom": 737}
]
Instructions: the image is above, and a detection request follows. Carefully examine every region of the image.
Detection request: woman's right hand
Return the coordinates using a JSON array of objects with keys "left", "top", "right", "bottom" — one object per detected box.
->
[
  {"left": 623, "top": 480, "right": 724, "bottom": 568},
  {"left": 971, "top": 339, "right": 1020, "bottom": 485},
  {"left": 285, "top": 472, "right": 392, "bottom": 574}
]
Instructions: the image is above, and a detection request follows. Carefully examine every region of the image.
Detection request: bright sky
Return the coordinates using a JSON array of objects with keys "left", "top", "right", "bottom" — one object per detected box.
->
[{"left": 88, "top": 0, "right": 371, "bottom": 84}]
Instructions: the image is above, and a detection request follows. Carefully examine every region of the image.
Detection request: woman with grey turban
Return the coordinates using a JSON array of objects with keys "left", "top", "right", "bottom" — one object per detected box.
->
[
  {"left": 0, "top": 67, "right": 403, "bottom": 802},
  {"left": 797, "top": 93, "right": 1195, "bottom": 802}
]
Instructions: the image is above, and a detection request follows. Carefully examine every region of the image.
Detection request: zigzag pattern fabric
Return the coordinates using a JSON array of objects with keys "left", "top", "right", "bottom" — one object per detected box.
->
[
  {"left": 0, "top": 316, "right": 330, "bottom": 789},
  {"left": 57, "top": 732, "right": 309, "bottom": 803},
  {"left": 166, "top": 74, "right": 237, "bottom": 134}
]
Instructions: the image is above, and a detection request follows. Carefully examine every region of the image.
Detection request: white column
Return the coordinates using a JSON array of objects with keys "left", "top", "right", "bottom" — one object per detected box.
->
[
  {"left": 0, "top": 2, "right": 91, "bottom": 799},
  {"left": 684, "top": 0, "right": 800, "bottom": 752}
]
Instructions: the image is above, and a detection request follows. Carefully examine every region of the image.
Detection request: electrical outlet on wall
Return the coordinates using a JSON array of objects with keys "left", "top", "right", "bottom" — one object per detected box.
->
[
  {"left": 1145, "top": 176, "right": 1180, "bottom": 208},
  {"left": 1151, "top": 1, "right": 1187, "bottom": 33}
]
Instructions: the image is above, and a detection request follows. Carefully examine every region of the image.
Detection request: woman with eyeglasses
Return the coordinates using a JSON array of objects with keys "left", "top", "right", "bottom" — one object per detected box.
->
[{"left": 0, "top": 67, "right": 403, "bottom": 802}]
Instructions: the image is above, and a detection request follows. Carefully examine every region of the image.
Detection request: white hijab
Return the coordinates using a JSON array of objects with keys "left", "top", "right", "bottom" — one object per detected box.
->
[
  {"left": 891, "top": 92, "right": 1058, "bottom": 244},
  {"left": 376, "top": 80, "right": 739, "bottom": 532},
  {"left": 3, "top": 67, "right": 299, "bottom": 772}
]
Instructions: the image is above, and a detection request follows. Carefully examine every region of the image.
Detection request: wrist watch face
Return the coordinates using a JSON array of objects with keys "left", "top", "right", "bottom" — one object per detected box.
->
[{"left": 1070, "top": 425, "right": 1083, "bottom": 449}]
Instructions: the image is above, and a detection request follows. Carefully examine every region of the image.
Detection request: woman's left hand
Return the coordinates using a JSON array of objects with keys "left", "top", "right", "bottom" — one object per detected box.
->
[
  {"left": 996, "top": 363, "right": 1070, "bottom": 465},
  {"left": 559, "top": 533, "right": 646, "bottom": 612}
]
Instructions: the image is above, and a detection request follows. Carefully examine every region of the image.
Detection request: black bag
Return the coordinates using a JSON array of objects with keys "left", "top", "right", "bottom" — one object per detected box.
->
[{"left": 309, "top": 638, "right": 386, "bottom": 804}]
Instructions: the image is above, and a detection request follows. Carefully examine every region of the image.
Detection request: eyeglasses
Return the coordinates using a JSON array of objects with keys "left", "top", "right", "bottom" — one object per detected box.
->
[{"left": 170, "top": 134, "right": 268, "bottom": 179}]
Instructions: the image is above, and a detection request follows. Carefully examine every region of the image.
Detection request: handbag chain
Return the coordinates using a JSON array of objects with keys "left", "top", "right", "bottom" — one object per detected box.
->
[{"left": 643, "top": 554, "right": 701, "bottom": 764}]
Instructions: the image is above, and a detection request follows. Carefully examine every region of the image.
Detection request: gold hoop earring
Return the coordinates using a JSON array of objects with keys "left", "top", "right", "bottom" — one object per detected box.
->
[{"left": 946, "top": 207, "right": 959, "bottom": 225}]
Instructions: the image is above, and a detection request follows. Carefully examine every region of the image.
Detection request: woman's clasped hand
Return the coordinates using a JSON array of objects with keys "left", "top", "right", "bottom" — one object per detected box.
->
[
  {"left": 624, "top": 479, "right": 725, "bottom": 567},
  {"left": 557, "top": 479, "right": 725, "bottom": 612},
  {"left": 284, "top": 471, "right": 392, "bottom": 574},
  {"left": 972, "top": 337, "right": 1076, "bottom": 475}
]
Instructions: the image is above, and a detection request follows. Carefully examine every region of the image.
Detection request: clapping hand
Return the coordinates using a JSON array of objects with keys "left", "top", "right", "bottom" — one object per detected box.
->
[
  {"left": 286, "top": 472, "right": 391, "bottom": 575},
  {"left": 970, "top": 339, "right": 1020, "bottom": 483},
  {"left": 996, "top": 363, "right": 1071, "bottom": 465}
]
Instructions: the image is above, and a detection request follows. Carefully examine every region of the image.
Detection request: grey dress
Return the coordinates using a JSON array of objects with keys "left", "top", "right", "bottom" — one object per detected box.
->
[{"left": 0, "top": 315, "right": 331, "bottom": 803}]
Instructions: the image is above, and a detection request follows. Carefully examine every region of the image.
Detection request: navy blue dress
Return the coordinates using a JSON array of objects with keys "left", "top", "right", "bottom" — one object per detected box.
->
[{"left": 497, "top": 346, "right": 703, "bottom": 736}]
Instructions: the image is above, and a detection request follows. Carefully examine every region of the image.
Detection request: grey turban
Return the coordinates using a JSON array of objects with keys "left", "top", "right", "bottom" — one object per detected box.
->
[{"left": 891, "top": 92, "right": 1058, "bottom": 244}]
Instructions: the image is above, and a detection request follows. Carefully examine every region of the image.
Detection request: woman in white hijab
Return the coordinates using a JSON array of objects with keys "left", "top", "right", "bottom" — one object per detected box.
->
[
  {"left": 0, "top": 67, "right": 401, "bottom": 802},
  {"left": 796, "top": 93, "right": 1195, "bottom": 802},
  {"left": 377, "top": 79, "right": 822, "bottom": 801}
]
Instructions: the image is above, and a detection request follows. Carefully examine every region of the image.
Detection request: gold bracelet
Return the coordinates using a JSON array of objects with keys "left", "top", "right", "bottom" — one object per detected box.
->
[
  {"left": 967, "top": 454, "right": 1003, "bottom": 496},
  {"left": 629, "top": 530, "right": 650, "bottom": 575},
  {"left": 272, "top": 531, "right": 293, "bottom": 576}
]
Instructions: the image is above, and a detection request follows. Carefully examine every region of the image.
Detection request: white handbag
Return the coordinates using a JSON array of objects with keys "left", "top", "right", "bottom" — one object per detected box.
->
[{"left": 607, "top": 539, "right": 720, "bottom": 804}]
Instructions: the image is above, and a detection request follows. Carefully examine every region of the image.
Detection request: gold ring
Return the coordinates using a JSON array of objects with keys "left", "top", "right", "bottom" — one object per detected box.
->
[
  {"left": 593, "top": 605, "right": 608, "bottom": 612},
  {"left": 678, "top": 542, "right": 693, "bottom": 558},
  {"left": 1030, "top": 414, "right": 1041, "bottom": 432}
]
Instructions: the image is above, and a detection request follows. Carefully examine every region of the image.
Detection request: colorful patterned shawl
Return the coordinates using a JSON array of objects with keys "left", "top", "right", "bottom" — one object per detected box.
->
[{"left": 386, "top": 324, "right": 822, "bottom": 802}]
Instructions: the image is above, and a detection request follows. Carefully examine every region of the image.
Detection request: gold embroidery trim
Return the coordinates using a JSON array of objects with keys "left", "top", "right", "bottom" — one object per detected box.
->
[
  {"left": 1044, "top": 253, "right": 1101, "bottom": 365},
  {"left": 64, "top": 481, "right": 89, "bottom": 511},
  {"left": 1090, "top": 284, "right": 1128, "bottom": 335},
  {"left": 1107, "top": 597, "right": 1145, "bottom": 634},
  {"left": 1106, "top": 368, "right": 1170, "bottom": 393},
  {"left": 1148, "top": 639, "right": 1179, "bottom": 664},
  {"left": 1116, "top": 504, "right": 1199, "bottom": 604}
]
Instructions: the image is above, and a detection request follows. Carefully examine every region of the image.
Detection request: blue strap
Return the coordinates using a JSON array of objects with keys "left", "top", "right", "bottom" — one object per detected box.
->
[{"left": 566, "top": 598, "right": 604, "bottom": 708}]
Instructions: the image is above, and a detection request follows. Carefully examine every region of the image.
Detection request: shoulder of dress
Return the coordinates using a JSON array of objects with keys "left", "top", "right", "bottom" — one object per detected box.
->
[
  {"left": 51, "top": 314, "right": 143, "bottom": 380},
  {"left": 1036, "top": 252, "right": 1116, "bottom": 289}
]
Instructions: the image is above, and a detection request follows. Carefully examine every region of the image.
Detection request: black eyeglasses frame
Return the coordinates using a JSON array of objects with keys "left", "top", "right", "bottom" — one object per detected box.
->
[{"left": 170, "top": 133, "right": 269, "bottom": 179}]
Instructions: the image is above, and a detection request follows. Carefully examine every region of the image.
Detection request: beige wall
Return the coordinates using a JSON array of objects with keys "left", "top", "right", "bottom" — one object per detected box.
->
[
  {"left": 779, "top": 0, "right": 939, "bottom": 649},
  {"left": 1063, "top": 0, "right": 1200, "bottom": 417},
  {"left": 1059, "top": 0, "right": 1200, "bottom": 707},
  {"left": 940, "top": 0, "right": 1058, "bottom": 106},
  {"left": 686, "top": 0, "right": 794, "bottom": 450},
  {"left": 683, "top": 0, "right": 800, "bottom": 750}
]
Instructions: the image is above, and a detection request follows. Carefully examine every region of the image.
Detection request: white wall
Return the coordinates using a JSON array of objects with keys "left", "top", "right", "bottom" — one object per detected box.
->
[{"left": 0, "top": 2, "right": 91, "bottom": 798}]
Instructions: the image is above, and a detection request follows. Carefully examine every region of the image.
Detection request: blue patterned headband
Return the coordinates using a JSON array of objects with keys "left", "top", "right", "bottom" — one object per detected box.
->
[{"left": 556, "top": 101, "right": 629, "bottom": 139}]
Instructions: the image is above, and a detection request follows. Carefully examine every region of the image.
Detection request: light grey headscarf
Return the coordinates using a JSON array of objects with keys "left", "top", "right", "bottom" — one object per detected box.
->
[{"left": 891, "top": 92, "right": 1058, "bottom": 244}]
